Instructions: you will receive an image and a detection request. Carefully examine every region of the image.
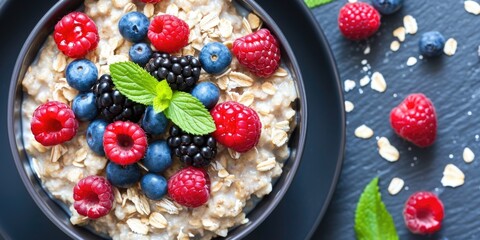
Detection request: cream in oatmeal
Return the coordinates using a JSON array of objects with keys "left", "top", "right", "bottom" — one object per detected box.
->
[{"left": 21, "top": 0, "right": 298, "bottom": 239}]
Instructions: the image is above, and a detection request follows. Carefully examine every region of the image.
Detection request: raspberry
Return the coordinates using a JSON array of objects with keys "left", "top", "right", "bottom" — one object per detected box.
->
[
  {"left": 232, "top": 29, "right": 281, "bottom": 78},
  {"left": 54, "top": 12, "right": 99, "bottom": 58},
  {"left": 338, "top": 2, "right": 381, "bottom": 40},
  {"left": 403, "top": 191, "right": 444, "bottom": 234},
  {"left": 168, "top": 167, "right": 210, "bottom": 208},
  {"left": 390, "top": 93, "right": 437, "bottom": 147},
  {"left": 73, "top": 175, "right": 114, "bottom": 219},
  {"left": 148, "top": 15, "right": 189, "bottom": 53},
  {"left": 211, "top": 101, "right": 261, "bottom": 153},
  {"left": 30, "top": 101, "right": 79, "bottom": 146},
  {"left": 103, "top": 121, "right": 147, "bottom": 165}
]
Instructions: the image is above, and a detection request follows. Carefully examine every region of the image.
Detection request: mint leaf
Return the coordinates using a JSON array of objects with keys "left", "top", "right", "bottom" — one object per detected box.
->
[
  {"left": 110, "top": 62, "right": 158, "bottom": 105},
  {"left": 164, "top": 91, "right": 216, "bottom": 135},
  {"left": 354, "top": 177, "right": 398, "bottom": 240},
  {"left": 153, "top": 81, "right": 173, "bottom": 113},
  {"left": 304, "top": 0, "right": 333, "bottom": 8}
]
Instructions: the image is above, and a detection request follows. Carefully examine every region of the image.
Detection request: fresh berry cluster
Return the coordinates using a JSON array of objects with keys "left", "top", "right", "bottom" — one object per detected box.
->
[{"left": 31, "top": 7, "right": 279, "bottom": 220}]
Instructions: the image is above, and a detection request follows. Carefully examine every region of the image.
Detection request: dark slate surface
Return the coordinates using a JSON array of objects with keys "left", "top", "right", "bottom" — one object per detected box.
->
[{"left": 312, "top": 0, "right": 480, "bottom": 239}]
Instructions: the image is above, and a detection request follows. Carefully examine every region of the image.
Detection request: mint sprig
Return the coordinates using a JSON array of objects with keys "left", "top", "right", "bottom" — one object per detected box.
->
[
  {"left": 109, "top": 62, "right": 216, "bottom": 135},
  {"left": 354, "top": 177, "right": 398, "bottom": 240},
  {"left": 304, "top": 0, "right": 333, "bottom": 8}
]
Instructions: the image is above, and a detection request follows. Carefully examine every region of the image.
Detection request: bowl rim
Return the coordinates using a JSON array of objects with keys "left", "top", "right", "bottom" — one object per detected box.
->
[{"left": 7, "top": 0, "right": 307, "bottom": 239}]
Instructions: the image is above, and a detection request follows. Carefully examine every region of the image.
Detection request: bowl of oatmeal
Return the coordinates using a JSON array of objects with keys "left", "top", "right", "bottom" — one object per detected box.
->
[{"left": 8, "top": 0, "right": 306, "bottom": 239}]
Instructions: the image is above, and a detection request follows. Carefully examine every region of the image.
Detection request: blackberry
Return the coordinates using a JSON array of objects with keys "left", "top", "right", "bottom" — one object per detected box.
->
[
  {"left": 145, "top": 52, "right": 202, "bottom": 91},
  {"left": 167, "top": 125, "right": 217, "bottom": 167},
  {"left": 92, "top": 74, "right": 145, "bottom": 122}
]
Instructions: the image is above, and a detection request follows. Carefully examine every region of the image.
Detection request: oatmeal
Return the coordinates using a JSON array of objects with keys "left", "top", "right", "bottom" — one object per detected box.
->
[{"left": 21, "top": 0, "right": 298, "bottom": 239}]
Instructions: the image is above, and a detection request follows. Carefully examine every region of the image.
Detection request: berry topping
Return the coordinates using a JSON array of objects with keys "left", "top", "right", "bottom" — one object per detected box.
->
[
  {"left": 143, "top": 140, "right": 172, "bottom": 173},
  {"left": 191, "top": 82, "right": 220, "bottom": 109},
  {"left": 103, "top": 121, "right": 147, "bottom": 165},
  {"left": 338, "top": 2, "right": 381, "bottom": 40},
  {"left": 232, "top": 29, "right": 281, "bottom": 78},
  {"left": 145, "top": 52, "right": 201, "bottom": 91},
  {"left": 141, "top": 106, "right": 168, "bottom": 136},
  {"left": 30, "top": 101, "right": 78, "bottom": 146},
  {"left": 92, "top": 74, "right": 145, "bottom": 122},
  {"left": 72, "top": 92, "right": 98, "bottom": 122},
  {"left": 371, "top": 0, "right": 404, "bottom": 15},
  {"left": 199, "top": 42, "right": 232, "bottom": 74},
  {"left": 390, "top": 93, "right": 437, "bottom": 147},
  {"left": 419, "top": 31, "right": 446, "bottom": 57},
  {"left": 129, "top": 42, "right": 153, "bottom": 66},
  {"left": 106, "top": 162, "right": 142, "bottom": 188},
  {"left": 167, "top": 125, "right": 217, "bottom": 167},
  {"left": 118, "top": 12, "right": 150, "bottom": 43},
  {"left": 54, "top": 12, "right": 99, "bottom": 58},
  {"left": 141, "top": 173, "right": 168, "bottom": 200},
  {"left": 73, "top": 175, "right": 114, "bottom": 219},
  {"left": 168, "top": 166, "right": 210, "bottom": 208},
  {"left": 65, "top": 59, "right": 98, "bottom": 92},
  {"left": 148, "top": 14, "right": 189, "bottom": 53},
  {"left": 403, "top": 191, "right": 444, "bottom": 235},
  {"left": 86, "top": 119, "right": 108, "bottom": 155},
  {"left": 211, "top": 101, "right": 261, "bottom": 153}
]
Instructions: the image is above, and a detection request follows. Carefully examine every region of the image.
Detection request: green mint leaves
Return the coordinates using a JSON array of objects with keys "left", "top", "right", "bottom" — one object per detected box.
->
[
  {"left": 164, "top": 92, "right": 216, "bottom": 135},
  {"left": 354, "top": 177, "right": 398, "bottom": 240},
  {"left": 304, "top": 0, "right": 334, "bottom": 8},
  {"left": 109, "top": 62, "right": 215, "bottom": 135}
]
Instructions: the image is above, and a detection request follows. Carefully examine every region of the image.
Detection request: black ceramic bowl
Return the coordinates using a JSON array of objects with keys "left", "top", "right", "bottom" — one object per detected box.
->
[{"left": 8, "top": 0, "right": 306, "bottom": 239}]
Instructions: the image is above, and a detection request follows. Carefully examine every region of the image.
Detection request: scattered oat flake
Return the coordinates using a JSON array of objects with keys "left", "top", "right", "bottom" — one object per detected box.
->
[
  {"left": 393, "top": 27, "right": 406, "bottom": 42},
  {"left": 441, "top": 164, "right": 465, "bottom": 188},
  {"left": 256, "top": 158, "right": 276, "bottom": 172},
  {"left": 247, "top": 13, "right": 261, "bottom": 30},
  {"left": 388, "top": 177, "right": 404, "bottom": 195},
  {"left": 359, "top": 75, "right": 370, "bottom": 87},
  {"left": 406, "top": 57, "right": 417, "bottom": 66},
  {"left": 344, "top": 79, "right": 356, "bottom": 92},
  {"left": 403, "top": 15, "right": 418, "bottom": 34},
  {"left": 126, "top": 218, "right": 149, "bottom": 235},
  {"left": 379, "top": 144, "right": 400, "bottom": 162},
  {"left": 370, "top": 72, "right": 386, "bottom": 93},
  {"left": 465, "top": 0, "right": 480, "bottom": 15},
  {"left": 443, "top": 38, "right": 458, "bottom": 56},
  {"left": 345, "top": 101, "right": 354, "bottom": 112},
  {"left": 354, "top": 124, "right": 374, "bottom": 139},
  {"left": 463, "top": 147, "right": 475, "bottom": 163},
  {"left": 363, "top": 45, "right": 371, "bottom": 55},
  {"left": 390, "top": 41, "right": 400, "bottom": 52},
  {"left": 377, "top": 137, "right": 390, "bottom": 148},
  {"left": 149, "top": 212, "right": 167, "bottom": 229}
]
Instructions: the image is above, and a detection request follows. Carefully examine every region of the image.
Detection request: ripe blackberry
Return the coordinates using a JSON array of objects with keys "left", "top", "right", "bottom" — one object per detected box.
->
[
  {"left": 145, "top": 52, "right": 201, "bottom": 91},
  {"left": 92, "top": 74, "right": 145, "bottom": 122},
  {"left": 167, "top": 125, "right": 217, "bottom": 167}
]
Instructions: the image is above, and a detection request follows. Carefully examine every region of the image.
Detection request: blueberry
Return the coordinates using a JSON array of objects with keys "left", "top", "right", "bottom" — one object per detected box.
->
[
  {"left": 142, "top": 140, "right": 172, "bottom": 173},
  {"left": 141, "top": 106, "right": 168, "bottom": 135},
  {"left": 106, "top": 162, "right": 142, "bottom": 188},
  {"left": 129, "top": 42, "right": 152, "bottom": 66},
  {"left": 191, "top": 82, "right": 220, "bottom": 109},
  {"left": 86, "top": 119, "right": 108, "bottom": 155},
  {"left": 371, "top": 0, "right": 403, "bottom": 15},
  {"left": 72, "top": 92, "right": 98, "bottom": 121},
  {"left": 419, "top": 31, "right": 446, "bottom": 57},
  {"left": 140, "top": 173, "right": 167, "bottom": 200},
  {"left": 118, "top": 12, "right": 150, "bottom": 42},
  {"left": 199, "top": 42, "right": 232, "bottom": 74},
  {"left": 66, "top": 59, "right": 98, "bottom": 92}
]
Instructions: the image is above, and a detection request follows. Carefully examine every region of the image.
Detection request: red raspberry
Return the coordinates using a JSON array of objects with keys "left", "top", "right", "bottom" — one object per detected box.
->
[
  {"left": 232, "top": 29, "right": 281, "bottom": 78},
  {"left": 390, "top": 93, "right": 437, "bottom": 147},
  {"left": 30, "top": 101, "right": 78, "bottom": 146},
  {"left": 54, "top": 12, "right": 99, "bottom": 58},
  {"left": 211, "top": 101, "right": 261, "bottom": 153},
  {"left": 103, "top": 121, "right": 147, "bottom": 165},
  {"left": 140, "top": 0, "right": 161, "bottom": 3},
  {"left": 403, "top": 191, "right": 444, "bottom": 235},
  {"left": 338, "top": 2, "right": 381, "bottom": 40},
  {"left": 148, "top": 14, "right": 189, "bottom": 53},
  {"left": 73, "top": 175, "right": 114, "bottom": 219},
  {"left": 168, "top": 166, "right": 210, "bottom": 208}
]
